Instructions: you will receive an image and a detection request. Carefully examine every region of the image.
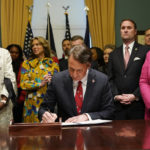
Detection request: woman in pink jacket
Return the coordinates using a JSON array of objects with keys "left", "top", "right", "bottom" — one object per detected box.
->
[{"left": 140, "top": 50, "right": 150, "bottom": 120}]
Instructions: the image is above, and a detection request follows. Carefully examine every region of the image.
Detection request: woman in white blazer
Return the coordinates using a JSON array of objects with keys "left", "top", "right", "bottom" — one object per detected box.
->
[{"left": 0, "top": 48, "right": 17, "bottom": 126}]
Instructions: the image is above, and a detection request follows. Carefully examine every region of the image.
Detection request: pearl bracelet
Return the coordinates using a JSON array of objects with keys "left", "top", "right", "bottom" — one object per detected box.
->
[{"left": 1, "top": 100, "right": 7, "bottom": 104}]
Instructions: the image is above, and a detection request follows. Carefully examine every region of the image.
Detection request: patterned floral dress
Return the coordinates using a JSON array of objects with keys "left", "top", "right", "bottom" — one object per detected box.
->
[{"left": 20, "top": 58, "right": 59, "bottom": 123}]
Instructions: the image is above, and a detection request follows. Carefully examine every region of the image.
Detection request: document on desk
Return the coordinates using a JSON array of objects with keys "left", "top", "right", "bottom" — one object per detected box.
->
[{"left": 61, "top": 119, "right": 112, "bottom": 126}]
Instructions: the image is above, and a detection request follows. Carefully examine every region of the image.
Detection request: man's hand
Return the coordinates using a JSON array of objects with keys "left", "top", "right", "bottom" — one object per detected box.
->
[
  {"left": 120, "top": 94, "right": 136, "bottom": 104},
  {"left": 115, "top": 94, "right": 136, "bottom": 105},
  {"left": 0, "top": 95, "right": 8, "bottom": 110},
  {"left": 42, "top": 111, "right": 57, "bottom": 123},
  {"left": 0, "top": 102, "right": 5, "bottom": 110},
  {"left": 65, "top": 114, "right": 89, "bottom": 123},
  {"left": 114, "top": 95, "right": 125, "bottom": 101}
]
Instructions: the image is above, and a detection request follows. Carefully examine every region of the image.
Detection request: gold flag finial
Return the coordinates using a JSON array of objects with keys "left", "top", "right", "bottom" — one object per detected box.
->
[
  {"left": 26, "top": 5, "right": 33, "bottom": 23},
  {"left": 84, "top": 6, "right": 89, "bottom": 14}
]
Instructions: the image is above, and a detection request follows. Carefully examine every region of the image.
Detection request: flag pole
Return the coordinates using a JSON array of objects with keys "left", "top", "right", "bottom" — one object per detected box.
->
[
  {"left": 26, "top": 5, "right": 33, "bottom": 23},
  {"left": 84, "top": 6, "right": 90, "bottom": 48},
  {"left": 46, "top": 2, "right": 52, "bottom": 55},
  {"left": 62, "top": 6, "right": 71, "bottom": 40},
  {"left": 23, "top": 5, "right": 34, "bottom": 59},
  {"left": 46, "top": 2, "right": 56, "bottom": 56}
]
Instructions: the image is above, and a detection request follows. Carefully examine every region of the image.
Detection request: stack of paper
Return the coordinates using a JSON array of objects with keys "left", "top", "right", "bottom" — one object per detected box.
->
[{"left": 62, "top": 119, "right": 112, "bottom": 126}]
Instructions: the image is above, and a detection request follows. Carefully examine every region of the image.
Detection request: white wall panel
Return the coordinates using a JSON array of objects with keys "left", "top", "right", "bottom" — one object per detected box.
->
[{"left": 32, "top": 0, "right": 86, "bottom": 58}]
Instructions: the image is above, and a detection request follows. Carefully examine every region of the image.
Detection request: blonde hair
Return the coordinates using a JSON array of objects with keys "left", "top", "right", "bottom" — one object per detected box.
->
[{"left": 29, "top": 36, "right": 51, "bottom": 60}]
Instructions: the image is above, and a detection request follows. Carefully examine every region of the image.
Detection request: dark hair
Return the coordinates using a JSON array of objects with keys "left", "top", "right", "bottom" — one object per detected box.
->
[
  {"left": 6, "top": 44, "right": 24, "bottom": 78},
  {"left": 62, "top": 39, "right": 70, "bottom": 45},
  {"left": 7, "top": 44, "right": 23, "bottom": 61},
  {"left": 69, "top": 45, "right": 92, "bottom": 64},
  {"left": 71, "top": 35, "right": 84, "bottom": 42},
  {"left": 29, "top": 36, "right": 51, "bottom": 60},
  {"left": 90, "top": 47, "right": 105, "bottom": 66},
  {"left": 120, "top": 19, "right": 137, "bottom": 29},
  {"left": 104, "top": 44, "right": 115, "bottom": 51}
]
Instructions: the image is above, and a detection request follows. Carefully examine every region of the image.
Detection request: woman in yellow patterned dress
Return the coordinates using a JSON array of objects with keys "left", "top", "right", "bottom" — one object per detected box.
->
[{"left": 20, "top": 36, "right": 59, "bottom": 123}]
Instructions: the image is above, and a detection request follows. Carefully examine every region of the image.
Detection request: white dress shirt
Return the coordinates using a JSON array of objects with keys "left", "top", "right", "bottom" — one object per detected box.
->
[
  {"left": 72, "top": 70, "right": 92, "bottom": 120},
  {"left": 123, "top": 41, "right": 135, "bottom": 57},
  {"left": 73, "top": 70, "right": 88, "bottom": 98}
]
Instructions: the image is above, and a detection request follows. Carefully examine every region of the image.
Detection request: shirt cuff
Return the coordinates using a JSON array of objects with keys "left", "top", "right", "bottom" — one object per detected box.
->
[
  {"left": 85, "top": 113, "right": 92, "bottom": 121},
  {"left": 114, "top": 95, "right": 118, "bottom": 101}
]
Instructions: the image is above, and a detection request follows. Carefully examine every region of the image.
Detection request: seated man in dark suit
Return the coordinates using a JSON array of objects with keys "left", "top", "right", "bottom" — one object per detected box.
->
[
  {"left": 59, "top": 39, "right": 71, "bottom": 71},
  {"left": 38, "top": 45, "right": 114, "bottom": 123}
]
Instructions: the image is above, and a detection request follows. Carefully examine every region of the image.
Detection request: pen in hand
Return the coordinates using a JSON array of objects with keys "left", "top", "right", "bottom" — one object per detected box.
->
[{"left": 47, "top": 109, "right": 57, "bottom": 123}]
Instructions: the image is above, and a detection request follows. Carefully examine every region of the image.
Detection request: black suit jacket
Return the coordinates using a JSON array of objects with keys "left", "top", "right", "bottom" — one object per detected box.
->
[
  {"left": 38, "top": 69, "right": 114, "bottom": 122},
  {"left": 58, "top": 58, "right": 68, "bottom": 71},
  {"left": 108, "top": 42, "right": 149, "bottom": 111}
]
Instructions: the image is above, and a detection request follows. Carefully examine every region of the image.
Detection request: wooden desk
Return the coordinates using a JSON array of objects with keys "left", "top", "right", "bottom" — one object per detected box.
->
[{"left": 0, "top": 120, "right": 150, "bottom": 150}]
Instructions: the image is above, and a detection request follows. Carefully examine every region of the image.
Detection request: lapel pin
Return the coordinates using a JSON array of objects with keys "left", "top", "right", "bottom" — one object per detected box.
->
[
  {"left": 92, "top": 79, "right": 95, "bottom": 83},
  {"left": 135, "top": 48, "right": 138, "bottom": 51}
]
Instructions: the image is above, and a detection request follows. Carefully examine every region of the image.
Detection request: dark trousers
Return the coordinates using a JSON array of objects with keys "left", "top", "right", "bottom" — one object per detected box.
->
[
  {"left": 114, "top": 102, "right": 145, "bottom": 120},
  {"left": 13, "top": 101, "right": 24, "bottom": 123}
]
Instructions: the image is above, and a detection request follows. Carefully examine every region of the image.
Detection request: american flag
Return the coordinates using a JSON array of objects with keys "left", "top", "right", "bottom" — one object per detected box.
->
[
  {"left": 23, "top": 21, "right": 33, "bottom": 59},
  {"left": 65, "top": 12, "right": 71, "bottom": 40}
]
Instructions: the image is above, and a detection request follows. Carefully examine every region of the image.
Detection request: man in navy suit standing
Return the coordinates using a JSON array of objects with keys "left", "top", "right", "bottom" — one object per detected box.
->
[
  {"left": 108, "top": 19, "right": 149, "bottom": 120},
  {"left": 38, "top": 45, "right": 114, "bottom": 123},
  {"left": 59, "top": 39, "right": 71, "bottom": 71}
]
